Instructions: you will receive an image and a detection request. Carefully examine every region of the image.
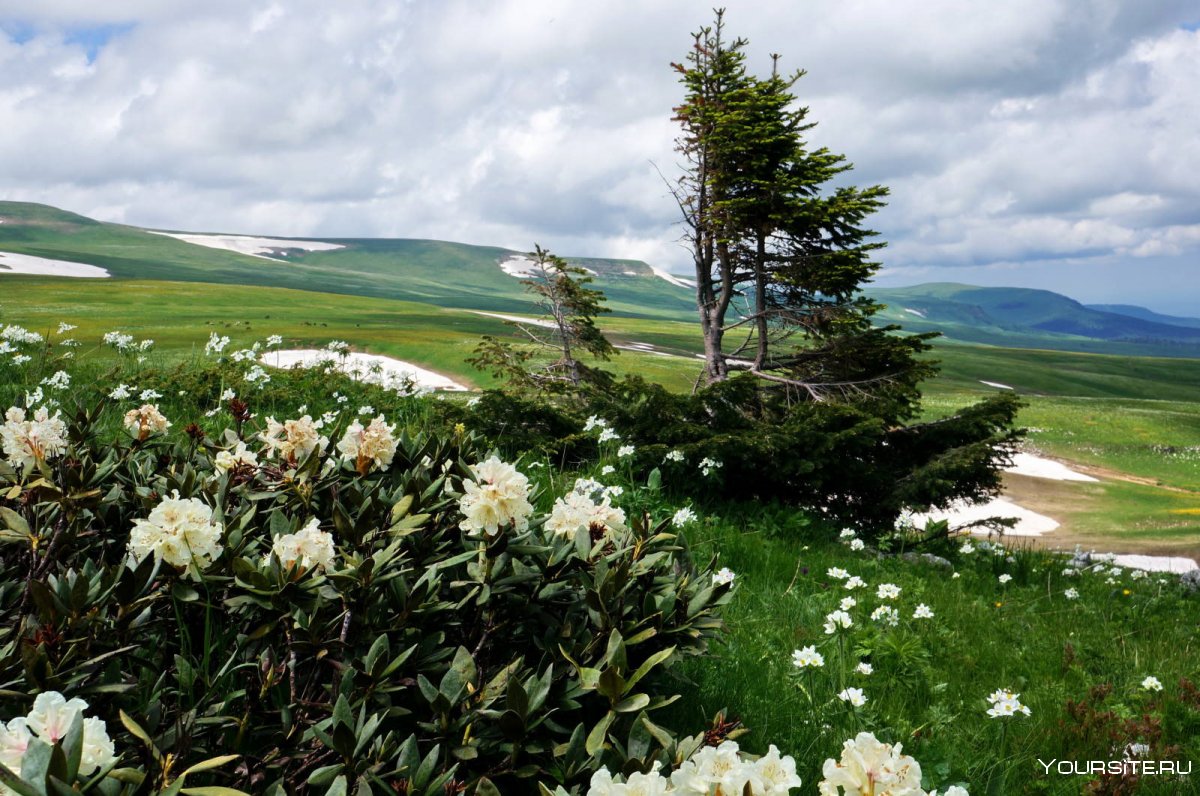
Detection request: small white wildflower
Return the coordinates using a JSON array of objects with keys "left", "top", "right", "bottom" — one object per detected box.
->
[
  {"left": 855, "top": 662, "right": 873, "bottom": 676},
  {"left": 998, "top": 574, "right": 1013, "bottom": 584},
  {"left": 913, "top": 603, "right": 934, "bottom": 619},
  {"left": 876, "top": 583, "right": 901, "bottom": 600},
  {"left": 837, "top": 688, "right": 867, "bottom": 707},
  {"left": 671, "top": 507, "right": 697, "bottom": 527},
  {"left": 792, "top": 646, "right": 824, "bottom": 669},
  {"left": 1141, "top": 676, "right": 1163, "bottom": 692}
]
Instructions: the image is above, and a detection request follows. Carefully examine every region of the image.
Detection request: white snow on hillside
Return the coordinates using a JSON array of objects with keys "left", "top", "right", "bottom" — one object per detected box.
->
[
  {"left": 147, "top": 231, "right": 344, "bottom": 260},
  {"left": 910, "top": 497, "right": 1059, "bottom": 536},
  {"left": 0, "top": 251, "right": 110, "bottom": 277},
  {"left": 980, "top": 380, "right": 1013, "bottom": 390},
  {"left": 469, "top": 311, "right": 556, "bottom": 328},
  {"left": 904, "top": 307, "right": 926, "bottom": 318},
  {"left": 261, "top": 350, "right": 467, "bottom": 391},
  {"left": 498, "top": 255, "right": 596, "bottom": 277},
  {"left": 1110, "top": 554, "right": 1197, "bottom": 573},
  {"left": 1006, "top": 453, "right": 1098, "bottom": 482},
  {"left": 650, "top": 265, "right": 695, "bottom": 289}
]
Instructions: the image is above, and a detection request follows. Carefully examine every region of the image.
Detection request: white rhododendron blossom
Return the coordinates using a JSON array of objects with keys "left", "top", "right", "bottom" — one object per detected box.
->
[
  {"left": 260, "top": 415, "right": 329, "bottom": 464},
  {"left": 271, "top": 518, "right": 337, "bottom": 572},
  {"left": 214, "top": 441, "right": 259, "bottom": 472},
  {"left": 712, "top": 567, "right": 736, "bottom": 586},
  {"left": 587, "top": 740, "right": 801, "bottom": 795},
  {"left": 545, "top": 488, "right": 627, "bottom": 542},
  {"left": 819, "top": 732, "right": 924, "bottom": 796},
  {"left": 2, "top": 406, "right": 68, "bottom": 470},
  {"left": 458, "top": 457, "right": 534, "bottom": 536},
  {"left": 123, "top": 404, "right": 171, "bottom": 440},
  {"left": 128, "top": 492, "right": 224, "bottom": 578},
  {"left": 7, "top": 692, "right": 117, "bottom": 777},
  {"left": 336, "top": 415, "right": 398, "bottom": 474}
]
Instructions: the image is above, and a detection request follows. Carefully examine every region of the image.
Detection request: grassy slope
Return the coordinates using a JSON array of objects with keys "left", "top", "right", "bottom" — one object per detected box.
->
[{"left": 0, "top": 201, "right": 695, "bottom": 321}]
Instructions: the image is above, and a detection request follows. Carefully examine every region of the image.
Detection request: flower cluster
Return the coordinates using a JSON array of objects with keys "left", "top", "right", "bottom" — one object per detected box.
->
[
  {"left": 127, "top": 492, "right": 224, "bottom": 578},
  {"left": 985, "top": 689, "right": 1031, "bottom": 719},
  {"left": 0, "top": 692, "right": 116, "bottom": 777},
  {"left": 259, "top": 415, "right": 329, "bottom": 464},
  {"left": 214, "top": 441, "right": 259, "bottom": 472},
  {"left": 270, "top": 518, "right": 337, "bottom": 572},
  {"left": 123, "top": 404, "right": 171, "bottom": 441},
  {"left": 587, "top": 741, "right": 802, "bottom": 795},
  {"left": 818, "top": 732, "right": 952, "bottom": 796},
  {"left": 2, "top": 405, "right": 68, "bottom": 470},
  {"left": 336, "top": 415, "right": 398, "bottom": 474},
  {"left": 458, "top": 457, "right": 534, "bottom": 536},
  {"left": 545, "top": 480, "right": 626, "bottom": 542}
]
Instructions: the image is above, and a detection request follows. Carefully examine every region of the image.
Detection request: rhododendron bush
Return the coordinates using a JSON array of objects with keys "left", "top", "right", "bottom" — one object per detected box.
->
[{"left": 0, "top": 396, "right": 732, "bottom": 793}]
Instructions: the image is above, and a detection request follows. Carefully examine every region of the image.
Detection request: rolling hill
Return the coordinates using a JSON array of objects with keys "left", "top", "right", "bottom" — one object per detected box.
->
[
  {"left": 870, "top": 283, "right": 1200, "bottom": 357},
  {"left": 0, "top": 201, "right": 695, "bottom": 321}
]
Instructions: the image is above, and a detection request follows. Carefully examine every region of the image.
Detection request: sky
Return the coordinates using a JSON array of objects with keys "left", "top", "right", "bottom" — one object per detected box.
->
[{"left": 0, "top": 1, "right": 1197, "bottom": 313}]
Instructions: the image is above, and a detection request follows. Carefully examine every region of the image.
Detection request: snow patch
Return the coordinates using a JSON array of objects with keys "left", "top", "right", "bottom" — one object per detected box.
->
[
  {"left": 261, "top": 350, "right": 467, "bottom": 392},
  {"left": 1006, "top": 453, "right": 1098, "bottom": 482},
  {"left": 650, "top": 265, "right": 695, "bottom": 289},
  {"left": 904, "top": 307, "right": 926, "bottom": 318},
  {"left": 469, "top": 311, "right": 556, "bottom": 329},
  {"left": 1110, "top": 554, "right": 1197, "bottom": 573},
  {"left": 0, "top": 251, "right": 110, "bottom": 278},
  {"left": 498, "top": 255, "right": 595, "bottom": 277},
  {"left": 147, "top": 231, "right": 344, "bottom": 260},
  {"left": 980, "top": 380, "right": 1013, "bottom": 390},
  {"left": 909, "top": 497, "right": 1060, "bottom": 537}
]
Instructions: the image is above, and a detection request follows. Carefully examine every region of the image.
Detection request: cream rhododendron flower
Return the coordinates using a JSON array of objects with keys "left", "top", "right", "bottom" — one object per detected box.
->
[
  {"left": 819, "top": 732, "right": 924, "bottom": 796},
  {"left": 259, "top": 415, "right": 328, "bottom": 465},
  {"left": 0, "top": 716, "right": 30, "bottom": 772},
  {"left": 214, "top": 440, "right": 259, "bottom": 472},
  {"left": 1, "top": 405, "right": 68, "bottom": 469},
  {"left": 14, "top": 692, "right": 116, "bottom": 776},
  {"left": 271, "top": 518, "right": 337, "bottom": 572},
  {"left": 458, "top": 457, "right": 533, "bottom": 536},
  {"left": 128, "top": 492, "right": 224, "bottom": 578},
  {"left": 754, "top": 745, "right": 805, "bottom": 795},
  {"left": 336, "top": 415, "right": 398, "bottom": 475},
  {"left": 123, "top": 403, "right": 170, "bottom": 441},
  {"left": 545, "top": 489, "right": 626, "bottom": 542}
]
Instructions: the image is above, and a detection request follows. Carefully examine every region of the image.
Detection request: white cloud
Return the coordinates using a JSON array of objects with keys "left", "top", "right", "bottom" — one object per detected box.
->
[{"left": 0, "top": 0, "right": 1195, "bottom": 307}]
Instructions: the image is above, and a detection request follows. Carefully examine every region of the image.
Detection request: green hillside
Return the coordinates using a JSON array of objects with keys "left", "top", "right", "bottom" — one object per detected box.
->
[
  {"left": 0, "top": 201, "right": 695, "bottom": 320},
  {"left": 1087, "top": 303, "right": 1200, "bottom": 329}
]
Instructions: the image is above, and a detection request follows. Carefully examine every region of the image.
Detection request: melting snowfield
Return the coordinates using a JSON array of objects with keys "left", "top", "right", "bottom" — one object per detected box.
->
[
  {"left": 469, "top": 311, "right": 556, "bottom": 328},
  {"left": 911, "top": 452, "right": 1196, "bottom": 571},
  {"left": 0, "top": 251, "right": 110, "bottom": 277},
  {"left": 980, "top": 380, "right": 1014, "bottom": 390},
  {"left": 497, "top": 255, "right": 595, "bottom": 278},
  {"left": 261, "top": 350, "right": 467, "bottom": 392},
  {"left": 147, "top": 231, "right": 344, "bottom": 260}
]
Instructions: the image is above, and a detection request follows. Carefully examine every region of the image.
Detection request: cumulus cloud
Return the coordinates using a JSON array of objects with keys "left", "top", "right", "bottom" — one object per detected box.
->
[{"left": 0, "top": 0, "right": 1196, "bottom": 309}]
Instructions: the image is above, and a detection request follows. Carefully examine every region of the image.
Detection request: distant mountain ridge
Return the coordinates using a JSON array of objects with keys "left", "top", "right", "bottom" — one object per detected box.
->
[
  {"left": 1086, "top": 304, "right": 1200, "bottom": 330},
  {"left": 868, "top": 283, "right": 1200, "bottom": 358}
]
